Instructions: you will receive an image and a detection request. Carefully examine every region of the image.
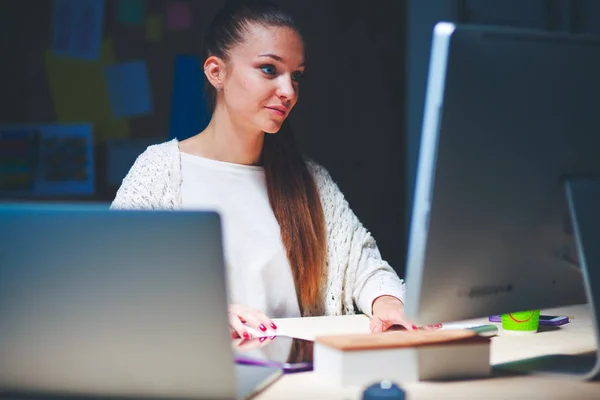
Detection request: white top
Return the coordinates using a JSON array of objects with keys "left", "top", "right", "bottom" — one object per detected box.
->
[
  {"left": 181, "top": 152, "right": 301, "bottom": 318},
  {"left": 111, "top": 139, "right": 406, "bottom": 317}
]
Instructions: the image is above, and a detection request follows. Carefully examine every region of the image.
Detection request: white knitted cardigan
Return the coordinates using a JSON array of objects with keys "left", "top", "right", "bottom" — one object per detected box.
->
[{"left": 111, "top": 139, "right": 405, "bottom": 317}]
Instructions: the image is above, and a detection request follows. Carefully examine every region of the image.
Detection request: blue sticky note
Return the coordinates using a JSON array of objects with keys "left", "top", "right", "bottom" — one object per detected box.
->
[
  {"left": 169, "top": 55, "right": 212, "bottom": 140},
  {"left": 0, "top": 124, "right": 94, "bottom": 196},
  {"left": 52, "top": 0, "right": 105, "bottom": 60},
  {"left": 105, "top": 61, "right": 153, "bottom": 118},
  {"left": 117, "top": 0, "right": 144, "bottom": 25}
]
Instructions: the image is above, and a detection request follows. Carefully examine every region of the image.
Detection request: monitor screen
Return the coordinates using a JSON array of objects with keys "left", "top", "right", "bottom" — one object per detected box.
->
[{"left": 406, "top": 22, "right": 600, "bottom": 325}]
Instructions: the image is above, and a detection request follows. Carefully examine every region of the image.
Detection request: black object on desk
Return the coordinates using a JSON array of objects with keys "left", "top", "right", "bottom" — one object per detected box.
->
[{"left": 362, "top": 381, "right": 405, "bottom": 399}]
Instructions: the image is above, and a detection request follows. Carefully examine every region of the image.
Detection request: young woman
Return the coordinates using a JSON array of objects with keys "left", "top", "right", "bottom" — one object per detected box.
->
[{"left": 112, "top": 0, "right": 413, "bottom": 338}]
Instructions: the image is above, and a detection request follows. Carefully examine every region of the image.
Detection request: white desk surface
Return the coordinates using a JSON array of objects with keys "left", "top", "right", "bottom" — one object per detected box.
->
[{"left": 258, "top": 304, "right": 600, "bottom": 399}]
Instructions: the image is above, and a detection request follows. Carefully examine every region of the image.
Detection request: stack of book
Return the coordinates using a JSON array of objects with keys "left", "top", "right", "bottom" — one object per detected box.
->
[{"left": 314, "top": 327, "right": 495, "bottom": 386}]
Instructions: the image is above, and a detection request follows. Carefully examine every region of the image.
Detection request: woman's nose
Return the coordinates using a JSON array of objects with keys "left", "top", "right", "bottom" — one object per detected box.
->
[{"left": 276, "top": 75, "right": 296, "bottom": 101}]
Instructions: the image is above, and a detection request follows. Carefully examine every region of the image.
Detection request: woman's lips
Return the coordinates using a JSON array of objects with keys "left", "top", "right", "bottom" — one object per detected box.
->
[{"left": 265, "top": 107, "right": 287, "bottom": 117}]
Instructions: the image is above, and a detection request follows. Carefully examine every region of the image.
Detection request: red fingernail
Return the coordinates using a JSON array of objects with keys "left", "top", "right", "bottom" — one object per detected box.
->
[
  {"left": 259, "top": 337, "right": 266, "bottom": 342},
  {"left": 243, "top": 332, "right": 250, "bottom": 339},
  {"left": 412, "top": 325, "right": 418, "bottom": 330},
  {"left": 270, "top": 323, "right": 278, "bottom": 330},
  {"left": 259, "top": 324, "right": 267, "bottom": 332}
]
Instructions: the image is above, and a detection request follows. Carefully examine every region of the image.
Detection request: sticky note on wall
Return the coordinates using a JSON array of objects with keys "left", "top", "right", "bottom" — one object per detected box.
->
[
  {"left": 166, "top": 1, "right": 192, "bottom": 30},
  {"left": 0, "top": 129, "right": 38, "bottom": 192},
  {"left": 46, "top": 39, "right": 131, "bottom": 142},
  {"left": 52, "top": 0, "right": 105, "bottom": 60},
  {"left": 104, "top": 61, "right": 153, "bottom": 118},
  {"left": 96, "top": 119, "right": 131, "bottom": 143},
  {"left": 117, "top": 0, "right": 144, "bottom": 25},
  {"left": 169, "top": 55, "right": 211, "bottom": 140},
  {"left": 0, "top": 124, "right": 95, "bottom": 196},
  {"left": 45, "top": 40, "right": 115, "bottom": 123},
  {"left": 146, "top": 14, "right": 163, "bottom": 42}
]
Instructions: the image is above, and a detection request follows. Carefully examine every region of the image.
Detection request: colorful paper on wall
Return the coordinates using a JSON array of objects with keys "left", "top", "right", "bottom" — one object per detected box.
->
[
  {"left": 169, "top": 55, "right": 211, "bottom": 140},
  {"left": 0, "top": 124, "right": 94, "bottom": 196},
  {"left": 46, "top": 39, "right": 115, "bottom": 122},
  {"left": 96, "top": 119, "right": 132, "bottom": 143},
  {"left": 145, "top": 14, "right": 163, "bottom": 42},
  {"left": 0, "top": 129, "right": 39, "bottom": 193},
  {"left": 45, "top": 49, "right": 112, "bottom": 123},
  {"left": 165, "top": 1, "right": 192, "bottom": 30},
  {"left": 104, "top": 61, "right": 153, "bottom": 118},
  {"left": 117, "top": 0, "right": 144, "bottom": 26},
  {"left": 45, "top": 39, "right": 130, "bottom": 142},
  {"left": 52, "top": 0, "right": 105, "bottom": 60}
]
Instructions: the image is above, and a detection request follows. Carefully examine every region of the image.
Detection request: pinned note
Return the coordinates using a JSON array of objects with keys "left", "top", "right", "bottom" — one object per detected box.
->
[
  {"left": 96, "top": 119, "right": 132, "bottom": 143},
  {"left": 117, "top": 0, "right": 144, "bottom": 25},
  {"left": 45, "top": 39, "right": 131, "bottom": 142},
  {"left": 104, "top": 61, "right": 153, "bottom": 118},
  {"left": 45, "top": 40, "right": 115, "bottom": 123},
  {"left": 169, "top": 55, "right": 211, "bottom": 140},
  {"left": 0, "top": 124, "right": 94, "bottom": 196},
  {"left": 0, "top": 128, "right": 38, "bottom": 193},
  {"left": 145, "top": 14, "right": 163, "bottom": 42},
  {"left": 166, "top": 1, "right": 192, "bottom": 30},
  {"left": 52, "top": 0, "right": 105, "bottom": 60}
]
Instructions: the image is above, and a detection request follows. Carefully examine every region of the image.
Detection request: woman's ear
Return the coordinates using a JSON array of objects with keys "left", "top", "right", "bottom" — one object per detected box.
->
[{"left": 204, "top": 56, "right": 225, "bottom": 91}]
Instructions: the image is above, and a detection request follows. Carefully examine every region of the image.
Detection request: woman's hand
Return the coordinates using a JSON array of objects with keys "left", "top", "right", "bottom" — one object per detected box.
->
[
  {"left": 369, "top": 295, "right": 442, "bottom": 333},
  {"left": 233, "top": 336, "right": 276, "bottom": 351},
  {"left": 370, "top": 295, "right": 416, "bottom": 332},
  {"left": 228, "top": 304, "right": 278, "bottom": 339}
]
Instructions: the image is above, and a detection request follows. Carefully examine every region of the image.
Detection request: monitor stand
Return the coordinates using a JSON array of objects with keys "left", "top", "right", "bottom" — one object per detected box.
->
[{"left": 495, "top": 178, "right": 600, "bottom": 380}]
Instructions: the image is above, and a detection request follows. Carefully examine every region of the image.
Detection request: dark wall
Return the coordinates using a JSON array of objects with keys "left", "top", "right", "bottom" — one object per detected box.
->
[{"left": 0, "top": 0, "right": 407, "bottom": 276}]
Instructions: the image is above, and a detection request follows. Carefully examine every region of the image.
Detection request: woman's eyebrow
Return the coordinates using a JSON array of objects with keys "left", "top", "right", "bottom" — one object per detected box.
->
[{"left": 258, "top": 53, "right": 305, "bottom": 67}]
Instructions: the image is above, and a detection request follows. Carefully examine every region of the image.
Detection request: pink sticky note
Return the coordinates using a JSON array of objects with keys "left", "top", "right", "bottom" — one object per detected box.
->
[{"left": 166, "top": 1, "right": 191, "bottom": 30}]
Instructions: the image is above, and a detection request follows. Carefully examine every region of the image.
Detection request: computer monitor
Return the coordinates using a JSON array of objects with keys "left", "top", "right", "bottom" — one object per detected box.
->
[{"left": 405, "top": 22, "right": 600, "bottom": 350}]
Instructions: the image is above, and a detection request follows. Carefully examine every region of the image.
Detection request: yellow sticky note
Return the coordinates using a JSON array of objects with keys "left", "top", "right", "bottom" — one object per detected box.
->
[
  {"left": 146, "top": 15, "right": 163, "bottom": 42},
  {"left": 45, "top": 39, "right": 115, "bottom": 122},
  {"left": 45, "top": 39, "right": 130, "bottom": 142},
  {"left": 96, "top": 119, "right": 132, "bottom": 142},
  {"left": 45, "top": 53, "right": 111, "bottom": 123},
  {"left": 100, "top": 40, "right": 116, "bottom": 63}
]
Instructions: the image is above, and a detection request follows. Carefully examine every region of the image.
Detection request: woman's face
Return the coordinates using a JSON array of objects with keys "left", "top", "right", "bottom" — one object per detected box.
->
[{"left": 222, "top": 23, "right": 305, "bottom": 134}]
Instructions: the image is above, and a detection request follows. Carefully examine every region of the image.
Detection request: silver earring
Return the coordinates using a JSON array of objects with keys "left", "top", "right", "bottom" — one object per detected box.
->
[{"left": 217, "top": 84, "right": 222, "bottom": 92}]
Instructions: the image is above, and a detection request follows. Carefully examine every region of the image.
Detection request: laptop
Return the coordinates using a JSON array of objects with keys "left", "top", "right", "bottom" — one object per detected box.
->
[{"left": 0, "top": 204, "right": 281, "bottom": 399}]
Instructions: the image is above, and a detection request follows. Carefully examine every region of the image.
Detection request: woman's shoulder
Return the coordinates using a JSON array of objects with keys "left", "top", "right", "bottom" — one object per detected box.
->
[
  {"left": 305, "top": 158, "right": 333, "bottom": 187},
  {"left": 120, "top": 138, "right": 180, "bottom": 187},
  {"left": 131, "top": 139, "right": 179, "bottom": 171},
  {"left": 140, "top": 139, "right": 179, "bottom": 160},
  {"left": 110, "top": 139, "right": 180, "bottom": 209},
  {"left": 304, "top": 158, "right": 345, "bottom": 208}
]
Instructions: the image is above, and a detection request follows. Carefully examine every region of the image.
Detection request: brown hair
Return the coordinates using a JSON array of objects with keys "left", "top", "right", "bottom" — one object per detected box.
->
[{"left": 202, "top": 0, "right": 326, "bottom": 314}]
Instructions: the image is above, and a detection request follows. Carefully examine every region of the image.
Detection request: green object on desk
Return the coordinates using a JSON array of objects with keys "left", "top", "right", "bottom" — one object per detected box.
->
[{"left": 501, "top": 309, "right": 541, "bottom": 334}]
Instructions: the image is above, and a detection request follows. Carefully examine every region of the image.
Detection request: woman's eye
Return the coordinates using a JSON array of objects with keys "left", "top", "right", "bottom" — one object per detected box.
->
[
  {"left": 292, "top": 72, "right": 304, "bottom": 82},
  {"left": 260, "top": 65, "right": 276, "bottom": 75}
]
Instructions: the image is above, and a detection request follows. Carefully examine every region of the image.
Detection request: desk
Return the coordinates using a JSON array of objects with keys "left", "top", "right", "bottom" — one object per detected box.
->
[{"left": 258, "top": 304, "right": 599, "bottom": 399}]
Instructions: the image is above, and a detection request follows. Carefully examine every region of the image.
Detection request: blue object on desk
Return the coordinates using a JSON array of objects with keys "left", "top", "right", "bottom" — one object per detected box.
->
[
  {"left": 362, "top": 381, "right": 405, "bottom": 400},
  {"left": 489, "top": 315, "right": 570, "bottom": 326}
]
